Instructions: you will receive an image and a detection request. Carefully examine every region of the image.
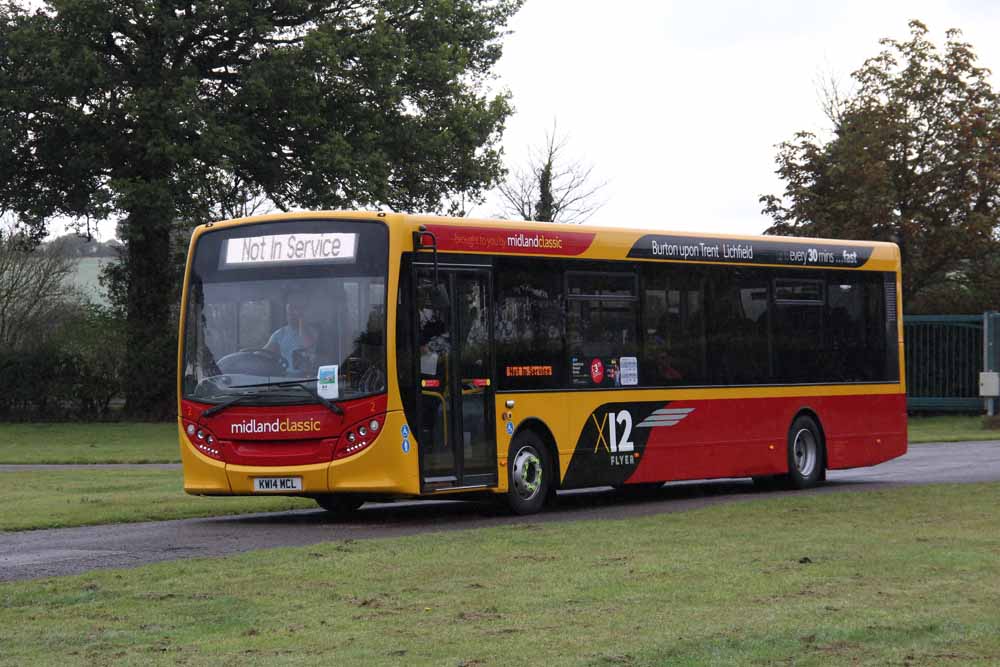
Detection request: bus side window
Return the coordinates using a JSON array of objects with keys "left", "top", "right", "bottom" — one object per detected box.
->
[
  {"left": 495, "top": 258, "right": 564, "bottom": 390},
  {"left": 565, "top": 270, "right": 638, "bottom": 388},
  {"left": 640, "top": 264, "right": 707, "bottom": 386}
]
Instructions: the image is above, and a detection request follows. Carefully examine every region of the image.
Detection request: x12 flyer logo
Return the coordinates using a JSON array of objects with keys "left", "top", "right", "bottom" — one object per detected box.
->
[{"left": 562, "top": 402, "right": 698, "bottom": 489}]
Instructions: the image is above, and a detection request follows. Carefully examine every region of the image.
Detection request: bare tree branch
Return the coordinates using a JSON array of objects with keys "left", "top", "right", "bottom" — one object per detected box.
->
[{"left": 496, "top": 122, "right": 606, "bottom": 224}]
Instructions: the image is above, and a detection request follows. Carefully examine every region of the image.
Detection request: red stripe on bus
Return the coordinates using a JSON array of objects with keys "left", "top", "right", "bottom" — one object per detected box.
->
[{"left": 424, "top": 225, "right": 595, "bottom": 256}]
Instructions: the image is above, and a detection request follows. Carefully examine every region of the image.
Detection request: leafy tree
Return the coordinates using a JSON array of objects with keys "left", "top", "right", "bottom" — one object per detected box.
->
[
  {"left": 761, "top": 20, "right": 1000, "bottom": 313},
  {"left": 0, "top": 0, "right": 520, "bottom": 417},
  {"left": 498, "top": 124, "right": 605, "bottom": 223}
]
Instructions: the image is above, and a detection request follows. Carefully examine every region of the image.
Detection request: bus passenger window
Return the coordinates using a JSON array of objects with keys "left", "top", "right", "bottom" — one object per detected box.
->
[
  {"left": 495, "top": 259, "right": 564, "bottom": 390},
  {"left": 640, "top": 264, "right": 707, "bottom": 386},
  {"left": 566, "top": 270, "right": 638, "bottom": 388}
]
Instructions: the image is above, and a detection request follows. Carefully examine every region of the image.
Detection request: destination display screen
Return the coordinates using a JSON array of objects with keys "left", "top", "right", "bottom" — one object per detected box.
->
[
  {"left": 627, "top": 234, "right": 874, "bottom": 268},
  {"left": 221, "top": 232, "right": 357, "bottom": 268}
]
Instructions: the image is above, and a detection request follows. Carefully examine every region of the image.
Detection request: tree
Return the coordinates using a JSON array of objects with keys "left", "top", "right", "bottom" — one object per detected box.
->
[
  {"left": 498, "top": 126, "right": 605, "bottom": 223},
  {"left": 760, "top": 20, "right": 1000, "bottom": 313},
  {"left": 0, "top": 234, "right": 79, "bottom": 351},
  {"left": 0, "top": 0, "right": 521, "bottom": 417}
]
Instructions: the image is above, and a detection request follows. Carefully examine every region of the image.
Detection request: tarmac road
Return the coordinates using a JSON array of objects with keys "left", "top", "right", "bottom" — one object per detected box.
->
[{"left": 2, "top": 440, "right": 999, "bottom": 582}]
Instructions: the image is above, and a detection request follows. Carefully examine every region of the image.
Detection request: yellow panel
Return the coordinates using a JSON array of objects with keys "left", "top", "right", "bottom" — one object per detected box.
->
[
  {"left": 178, "top": 422, "right": 231, "bottom": 495},
  {"left": 328, "top": 410, "right": 421, "bottom": 495}
]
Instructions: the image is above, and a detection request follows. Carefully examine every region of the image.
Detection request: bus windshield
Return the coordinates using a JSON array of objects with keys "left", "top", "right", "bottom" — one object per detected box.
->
[{"left": 181, "top": 219, "right": 388, "bottom": 405}]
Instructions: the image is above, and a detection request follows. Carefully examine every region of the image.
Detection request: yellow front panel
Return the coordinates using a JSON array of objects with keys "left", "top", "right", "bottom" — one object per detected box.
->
[
  {"left": 328, "top": 409, "right": 421, "bottom": 495},
  {"left": 178, "top": 422, "right": 231, "bottom": 495}
]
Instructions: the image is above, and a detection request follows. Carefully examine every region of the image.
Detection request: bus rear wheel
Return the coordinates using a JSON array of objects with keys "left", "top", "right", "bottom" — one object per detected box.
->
[
  {"left": 786, "top": 415, "right": 825, "bottom": 489},
  {"left": 314, "top": 494, "right": 364, "bottom": 515},
  {"left": 507, "top": 431, "right": 552, "bottom": 515}
]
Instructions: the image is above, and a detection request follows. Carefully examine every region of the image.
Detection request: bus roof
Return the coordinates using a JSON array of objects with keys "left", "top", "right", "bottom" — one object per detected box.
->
[{"left": 192, "top": 210, "right": 901, "bottom": 272}]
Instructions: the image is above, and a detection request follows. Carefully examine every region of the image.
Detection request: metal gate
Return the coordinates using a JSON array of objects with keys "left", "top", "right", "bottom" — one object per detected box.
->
[{"left": 904, "top": 314, "right": 984, "bottom": 411}]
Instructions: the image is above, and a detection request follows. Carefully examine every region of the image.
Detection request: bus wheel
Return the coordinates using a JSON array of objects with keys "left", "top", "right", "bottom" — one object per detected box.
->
[
  {"left": 507, "top": 432, "right": 551, "bottom": 515},
  {"left": 786, "top": 416, "right": 824, "bottom": 489},
  {"left": 314, "top": 494, "right": 364, "bottom": 515}
]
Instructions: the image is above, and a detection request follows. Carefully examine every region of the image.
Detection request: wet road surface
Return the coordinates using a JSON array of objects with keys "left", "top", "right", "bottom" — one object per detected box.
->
[{"left": 2, "top": 441, "right": 998, "bottom": 582}]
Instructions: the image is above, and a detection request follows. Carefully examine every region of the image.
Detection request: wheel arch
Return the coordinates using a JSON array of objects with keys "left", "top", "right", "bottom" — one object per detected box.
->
[{"left": 512, "top": 417, "right": 561, "bottom": 488}]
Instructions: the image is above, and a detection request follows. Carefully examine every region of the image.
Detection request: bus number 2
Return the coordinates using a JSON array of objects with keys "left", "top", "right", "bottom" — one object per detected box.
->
[{"left": 607, "top": 410, "right": 634, "bottom": 453}]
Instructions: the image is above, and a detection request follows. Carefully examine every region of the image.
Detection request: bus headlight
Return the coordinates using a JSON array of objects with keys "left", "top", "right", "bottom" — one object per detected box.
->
[
  {"left": 182, "top": 420, "right": 224, "bottom": 461},
  {"left": 334, "top": 414, "right": 386, "bottom": 460}
]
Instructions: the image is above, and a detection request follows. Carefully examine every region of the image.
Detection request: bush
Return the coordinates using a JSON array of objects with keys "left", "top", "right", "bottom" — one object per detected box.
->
[{"left": 0, "top": 305, "right": 127, "bottom": 421}]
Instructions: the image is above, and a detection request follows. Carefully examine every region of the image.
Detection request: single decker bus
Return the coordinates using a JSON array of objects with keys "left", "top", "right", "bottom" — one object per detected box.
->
[{"left": 178, "top": 212, "right": 906, "bottom": 514}]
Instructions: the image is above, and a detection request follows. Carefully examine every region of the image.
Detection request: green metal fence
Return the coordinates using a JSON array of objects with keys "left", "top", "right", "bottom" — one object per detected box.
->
[{"left": 904, "top": 314, "right": 984, "bottom": 412}]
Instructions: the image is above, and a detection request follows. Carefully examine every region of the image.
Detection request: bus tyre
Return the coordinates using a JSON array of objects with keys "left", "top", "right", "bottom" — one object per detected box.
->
[
  {"left": 315, "top": 494, "right": 364, "bottom": 515},
  {"left": 507, "top": 432, "right": 551, "bottom": 515},
  {"left": 786, "top": 416, "right": 824, "bottom": 489}
]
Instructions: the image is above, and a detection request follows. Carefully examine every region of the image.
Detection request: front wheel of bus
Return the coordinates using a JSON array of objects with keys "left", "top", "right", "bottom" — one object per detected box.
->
[
  {"left": 314, "top": 494, "right": 364, "bottom": 516},
  {"left": 507, "top": 432, "right": 551, "bottom": 515},
  {"left": 786, "top": 416, "right": 825, "bottom": 489}
]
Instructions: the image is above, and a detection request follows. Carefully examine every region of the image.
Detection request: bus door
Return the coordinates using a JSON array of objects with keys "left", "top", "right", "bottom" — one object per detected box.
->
[{"left": 413, "top": 265, "right": 497, "bottom": 491}]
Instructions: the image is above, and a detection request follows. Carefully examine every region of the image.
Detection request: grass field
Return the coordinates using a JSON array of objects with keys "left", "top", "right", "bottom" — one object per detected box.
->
[
  {"left": 0, "top": 414, "right": 994, "bottom": 466},
  {"left": 1, "top": 483, "right": 998, "bottom": 665},
  {"left": 907, "top": 414, "right": 1000, "bottom": 443},
  {"left": 0, "top": 469, "right": 314, "bottom": 531},
  {"left": 0, "top": 423, "right": 179, "bottom": 464}
]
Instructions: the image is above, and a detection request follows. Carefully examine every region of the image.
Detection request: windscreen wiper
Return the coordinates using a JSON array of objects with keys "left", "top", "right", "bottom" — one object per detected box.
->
[
  {"left": 283, "top": 381, "right": 344, "bottom": 415},
  {"left": 221, "top": 378, "right": 344, "bottom": 415},
  {"left": 201, "top": 393, "right": 254, "bottom": 418}
]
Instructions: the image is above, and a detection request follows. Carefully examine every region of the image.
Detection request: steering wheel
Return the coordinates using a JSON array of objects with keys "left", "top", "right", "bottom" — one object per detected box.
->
[{"left": 217, "top": 348, "right": 288, "bottom": 376}]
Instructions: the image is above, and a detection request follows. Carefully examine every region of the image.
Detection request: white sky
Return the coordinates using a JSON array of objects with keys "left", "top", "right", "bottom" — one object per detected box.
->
[
  {"left": 48, "top": 0, "right": 1000, "bottom": 240},
  {"left": 481, "top": 0, "right": 1000, "bottom": 234}
]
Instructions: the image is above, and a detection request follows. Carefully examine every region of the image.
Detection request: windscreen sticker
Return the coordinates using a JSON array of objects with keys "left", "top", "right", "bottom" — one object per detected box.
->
[
  {"left": 627, "top": 234, "right": 874, "bottom": 268},
  {"left": 317, "top": 364, "right": 339, "bottom": 399},
  {"left": 619, "top": 357, "right": 638, "bottom": 386}
]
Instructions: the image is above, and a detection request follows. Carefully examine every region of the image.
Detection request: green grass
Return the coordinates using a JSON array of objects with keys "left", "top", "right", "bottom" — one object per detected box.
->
[
  {"left": 0, "top": 423, "right": 179, "bottom": 464},
  {"left": 0, "top": 469, "right": 314, "bottom": 531},
  {"left": 907, "top": 414, "right": 1000, "bottom": 443},
  {"left": 1, "top": 483, "right": 998, "bottom": 665}
]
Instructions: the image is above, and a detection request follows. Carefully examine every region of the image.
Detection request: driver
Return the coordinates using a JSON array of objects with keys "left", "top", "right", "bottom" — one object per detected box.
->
[{"left": 264, "top": 295, "right": 318, "bottom": 376}]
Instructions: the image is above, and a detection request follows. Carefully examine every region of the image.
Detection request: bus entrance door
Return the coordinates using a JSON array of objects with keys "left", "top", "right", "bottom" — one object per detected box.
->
[{"left": 415, "top": 266, "right": 498, "bottom": 491}]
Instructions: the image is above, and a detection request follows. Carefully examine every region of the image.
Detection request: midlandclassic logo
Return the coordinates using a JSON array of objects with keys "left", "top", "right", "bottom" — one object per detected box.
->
[
  {"left": 505, "top": 232, "right": 564, "bottom": 250},
  {"left": 231, "top": 418, "right": 322, "bottom": 435}
]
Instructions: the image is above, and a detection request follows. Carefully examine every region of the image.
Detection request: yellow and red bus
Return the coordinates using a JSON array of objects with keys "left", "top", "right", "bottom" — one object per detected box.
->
[{"left": 178, "top": 212, "right": 906, "bottom": 514}]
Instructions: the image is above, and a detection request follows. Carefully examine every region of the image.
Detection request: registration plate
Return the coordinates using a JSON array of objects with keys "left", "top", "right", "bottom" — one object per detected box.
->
[{"left": 253, "top": 477, "right": 303, "bottom": 492}]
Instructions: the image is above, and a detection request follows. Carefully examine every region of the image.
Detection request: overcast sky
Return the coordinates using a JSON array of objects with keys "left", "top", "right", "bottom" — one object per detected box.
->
[
  {"left": 46, "top": 0, "right": 1000, "bottom": 241},
  {"left": 482, "top": 0, "right": 1000, "bottom": 234}
]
